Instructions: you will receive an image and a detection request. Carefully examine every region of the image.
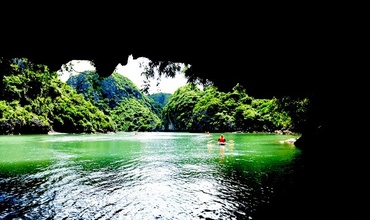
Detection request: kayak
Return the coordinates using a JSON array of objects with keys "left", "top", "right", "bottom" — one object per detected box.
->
[{"left": 218, "top": 142, "right": 226, "bottom": 145}]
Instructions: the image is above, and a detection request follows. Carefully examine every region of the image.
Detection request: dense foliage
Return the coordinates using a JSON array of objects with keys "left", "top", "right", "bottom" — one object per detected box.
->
[
  {"left": 0, "top": 58, "right": 309, "bottom": 135},
  {"left": 67, "top": 71, "right": 162, "bottom": 132},
  {"left": 148, "top": 93, "right": 172, "bottom": 108},
  {"left": 0, "top": 58, "right": 115, "bottom": 134},
  {"left": 162, "top": 84, "right": 309, "bottom": 133}
]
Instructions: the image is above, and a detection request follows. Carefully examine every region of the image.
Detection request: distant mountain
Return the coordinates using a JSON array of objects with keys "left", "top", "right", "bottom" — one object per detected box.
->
[
  {"left": 67, "top": 71, "right": 163, "bottom": 131},
  {"left": 149, "top": 93, "right": 172, "bottom": 108},
  {"left": 67, "top": 71, "right": 161, "bottom": 114}
]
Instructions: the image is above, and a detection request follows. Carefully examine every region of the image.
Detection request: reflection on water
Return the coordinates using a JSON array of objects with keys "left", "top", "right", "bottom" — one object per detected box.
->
[{"left": 0, "top": 132, "right": 302, "bottom": 219}]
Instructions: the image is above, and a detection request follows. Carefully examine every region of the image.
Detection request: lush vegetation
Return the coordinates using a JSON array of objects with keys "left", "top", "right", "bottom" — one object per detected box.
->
[
  {"left": 0, "top": 58, "right": 309, "bottom": 135},
  {"left": 67, "top": 71, "right": 162, "bottom": 132},
  {"left": 148, "top": 93, "right": 172, "bottom": 108},
  {"left": 162, "top": 84, "right": 309, "bottom": 133},
  {"left": 0, "top": 58, "right": 115, "bottom": 134}
]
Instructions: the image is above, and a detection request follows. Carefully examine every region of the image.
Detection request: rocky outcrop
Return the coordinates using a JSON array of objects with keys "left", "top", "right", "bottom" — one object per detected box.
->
[{"left": 0, "top": 118, "right": 50, "bottom": 135}]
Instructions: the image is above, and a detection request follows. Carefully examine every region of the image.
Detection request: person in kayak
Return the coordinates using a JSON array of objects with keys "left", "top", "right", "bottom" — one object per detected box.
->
[{"left": 218, "top": 134, "right": 226, "bottom": 144}]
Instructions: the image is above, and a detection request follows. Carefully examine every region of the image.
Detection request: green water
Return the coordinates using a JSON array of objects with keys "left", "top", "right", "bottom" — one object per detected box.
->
[{"left": 0, "top": 132, "right": 302, "bottom": 219}]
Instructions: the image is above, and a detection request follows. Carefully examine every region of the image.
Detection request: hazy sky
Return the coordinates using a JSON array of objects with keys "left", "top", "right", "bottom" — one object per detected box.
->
[{"left": 58, "top": 55, "right": 188, "bottom": 94}]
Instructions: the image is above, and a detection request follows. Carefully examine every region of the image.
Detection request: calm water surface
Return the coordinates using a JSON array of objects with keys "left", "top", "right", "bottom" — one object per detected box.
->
[{"left": 0, "top": 132, "right": 302, "bottom": 219}]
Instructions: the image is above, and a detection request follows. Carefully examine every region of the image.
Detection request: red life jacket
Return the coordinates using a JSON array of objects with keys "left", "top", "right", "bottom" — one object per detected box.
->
[{"left": 218, "top": 137, "right": 226, "bottom": 142}]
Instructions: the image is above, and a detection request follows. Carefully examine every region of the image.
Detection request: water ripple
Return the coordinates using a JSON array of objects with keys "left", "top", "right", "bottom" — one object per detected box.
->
[{"left": 0, "top": 132, "right": 302, "bottom": 219}]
